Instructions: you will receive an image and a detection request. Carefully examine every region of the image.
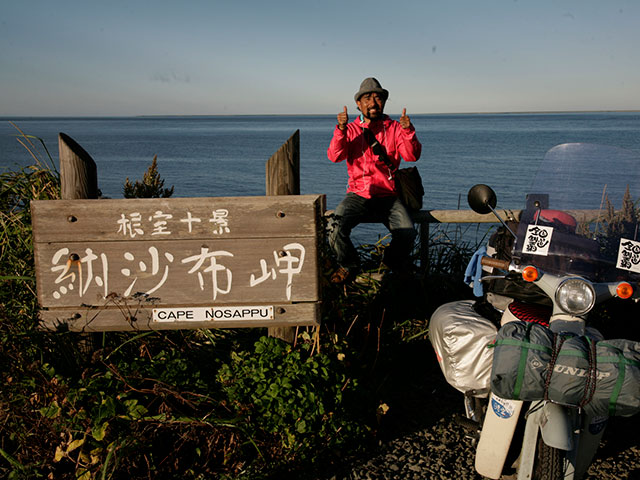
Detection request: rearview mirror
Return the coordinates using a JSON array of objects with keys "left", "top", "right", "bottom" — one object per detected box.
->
[
  {"left": 467, "top": 184, "right": 516, "bottom": 239},
  {"left": 468, "top": 184, "right": 497, "bottom": 214}
]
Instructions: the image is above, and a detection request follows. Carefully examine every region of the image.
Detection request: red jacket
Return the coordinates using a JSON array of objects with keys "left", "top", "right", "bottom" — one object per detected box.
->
[{"left": 328, "top": 114, "right": 421, "bottom": 199}]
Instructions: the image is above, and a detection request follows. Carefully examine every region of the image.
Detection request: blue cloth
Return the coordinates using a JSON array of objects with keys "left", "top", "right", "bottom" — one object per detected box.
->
[{"left": 464, "top": 246, "right": 487, "bottom": 297}]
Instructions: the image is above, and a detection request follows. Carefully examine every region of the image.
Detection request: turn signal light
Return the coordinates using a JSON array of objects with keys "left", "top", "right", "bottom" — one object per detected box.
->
[
  {"left": 616, "top": 282, "right": 633, "bottom": 299},
  {"left": 522, "top": 266, "right": 539, "bottom": 283}
]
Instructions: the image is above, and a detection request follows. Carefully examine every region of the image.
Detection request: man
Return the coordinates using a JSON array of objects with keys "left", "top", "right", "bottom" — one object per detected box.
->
[{"left": 328, "top": 77, "right": 422, "bottom": 283}]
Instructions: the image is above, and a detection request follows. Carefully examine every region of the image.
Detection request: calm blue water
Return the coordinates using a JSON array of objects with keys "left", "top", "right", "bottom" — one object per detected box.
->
[{"left": 2, "top": 113, "right": 640, "bottom": 244}]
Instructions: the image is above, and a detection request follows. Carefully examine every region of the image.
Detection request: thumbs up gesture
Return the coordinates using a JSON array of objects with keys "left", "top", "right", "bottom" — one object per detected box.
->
[
  {"left": 337, "top": 106, "right": 348, "bottom": 131},
  {"left": 399, "top": 108, "right": 412, "bottom": 129}
]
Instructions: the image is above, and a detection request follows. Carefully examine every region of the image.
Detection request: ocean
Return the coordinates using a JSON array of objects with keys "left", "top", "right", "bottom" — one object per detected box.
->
[{"left": 2, "top": 113, "right": 640, "bottom": 244}]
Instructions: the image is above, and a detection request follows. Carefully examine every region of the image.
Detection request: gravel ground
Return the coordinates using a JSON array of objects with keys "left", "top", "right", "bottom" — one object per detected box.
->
[
  {"left": 315, "top": 415, "right": 640, "bottom": 480},
  {"left": 311, "top": 345, "right": 640, "bottom": 480}
]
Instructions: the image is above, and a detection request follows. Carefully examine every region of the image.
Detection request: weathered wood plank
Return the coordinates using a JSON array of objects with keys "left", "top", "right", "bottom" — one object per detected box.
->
[
  {"left": 411, "top": 209, "right": 607, "bottom": 224},
  {"left": 411, "top": 209, "right": 520, "bottom": 224},
  {"left": 32, "top": 194, "right": 325, "bottom": 332},
  {"left": 266, "top": 130, "right": 300, "bottom": 196},
  {"left": 59, "top": 132, "right": 99, "bottom": 200},
  {"left": 34, "top": 238, "right": 318, "bottom": 308},
  {"left": 266, "top": 130, "right": 302, "bottom": 343},
  {"left": 40, "top": 302, "right": 320, "bottom": 332},
  {"left": 59, "top": 132, "right": 100, "bottom": 351},
  {"left": 31, "top": 195, "right": 324, "bottom": 243}
]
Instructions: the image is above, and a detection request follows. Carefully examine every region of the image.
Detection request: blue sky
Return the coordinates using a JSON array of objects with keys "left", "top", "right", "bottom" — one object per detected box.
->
[{"left": 1, "top": 0, "right": 639, "bottom": 116}]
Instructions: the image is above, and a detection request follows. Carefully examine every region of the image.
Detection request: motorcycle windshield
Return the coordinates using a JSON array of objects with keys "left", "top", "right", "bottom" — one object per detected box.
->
[{"left": 512, "top": 143, "right": 640, "bottom": 282}]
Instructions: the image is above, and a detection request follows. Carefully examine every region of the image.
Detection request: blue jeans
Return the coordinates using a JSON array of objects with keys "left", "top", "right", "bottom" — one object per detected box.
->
[{"left": 329, "top": 193, "right": 416, "bottom": 272}]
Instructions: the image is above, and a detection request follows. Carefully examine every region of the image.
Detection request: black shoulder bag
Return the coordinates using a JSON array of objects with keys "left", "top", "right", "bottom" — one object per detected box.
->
[{"left": 362, "top": 127, "right": 424, "bottom": 211}]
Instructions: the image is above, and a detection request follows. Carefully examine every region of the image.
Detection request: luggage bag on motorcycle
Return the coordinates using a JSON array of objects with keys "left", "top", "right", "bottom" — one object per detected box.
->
[
  {"left": 489, "top": 320, "right": 552, "bottom": 401},
  {"left": 491, "top": 321, "right": 640, "bottom": 417},
  {"left": 429, "top": 300, "right": 498, "bottom": 396},
  {"left": 586, "top": 339, "right": 640, "bottom": 417},
  {"left": 490, "top": 321, "right": 602, "bottom": 404}
]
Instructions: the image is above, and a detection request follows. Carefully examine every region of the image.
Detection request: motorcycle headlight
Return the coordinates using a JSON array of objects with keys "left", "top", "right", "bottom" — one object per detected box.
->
[{"left": 555, "top": 278, "right": 595, "bottom": 316}]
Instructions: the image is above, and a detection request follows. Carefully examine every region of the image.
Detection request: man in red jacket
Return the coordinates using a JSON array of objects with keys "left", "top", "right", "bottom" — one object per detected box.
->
[{"left": 328, "top": 77, "right": 422, "bottom": 283}]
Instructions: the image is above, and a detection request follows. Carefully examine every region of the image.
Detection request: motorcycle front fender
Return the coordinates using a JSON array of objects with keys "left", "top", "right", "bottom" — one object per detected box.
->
[
  {"left": 475, "top": 394, "right": 523, "bottom": 479},
  {"left": 517, "top": 401, "right": 576, "bottom": 480},
  {"left": 539, "top": 401, "right": 575, "bottom": 451}
]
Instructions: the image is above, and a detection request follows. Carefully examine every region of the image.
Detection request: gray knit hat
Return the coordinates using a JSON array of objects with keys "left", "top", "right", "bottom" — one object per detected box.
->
[{"left": 354, "top": 77, "right": 389, "bottom": 102}]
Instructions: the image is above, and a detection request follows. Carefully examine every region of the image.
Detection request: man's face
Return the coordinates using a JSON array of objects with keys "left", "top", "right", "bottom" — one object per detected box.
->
[{"left": 356, "top": 92, "right": 386, "bottom": 120}]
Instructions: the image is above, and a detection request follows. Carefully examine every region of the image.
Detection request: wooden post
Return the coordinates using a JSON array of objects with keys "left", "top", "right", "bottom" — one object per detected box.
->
[
  {"left": 266, "top": 130, "right": 300, "bottom": 196},
  {"left": 266, "top": 130, "right": 300, "bottom": 343},
  {"left": 59, "top": 133, "right": 99, "bottom": 200},
  {"left": 58, "top": 133, "right": 101, "bottom": 352}
]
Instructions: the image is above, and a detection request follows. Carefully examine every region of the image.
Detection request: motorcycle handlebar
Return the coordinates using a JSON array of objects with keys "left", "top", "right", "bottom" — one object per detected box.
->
[{"left": 481, "top": 256, "right": 510, "bottom": 270}]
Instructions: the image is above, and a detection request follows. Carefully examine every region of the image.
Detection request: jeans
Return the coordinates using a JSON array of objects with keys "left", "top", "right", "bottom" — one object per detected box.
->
[{"left": 329, "top": 192, "right": 416, "bottom": 272}]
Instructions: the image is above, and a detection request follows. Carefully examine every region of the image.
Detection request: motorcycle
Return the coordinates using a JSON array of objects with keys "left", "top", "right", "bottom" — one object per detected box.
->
[{"left": 429, "top": 143, "right": 640, "bottom": 479}]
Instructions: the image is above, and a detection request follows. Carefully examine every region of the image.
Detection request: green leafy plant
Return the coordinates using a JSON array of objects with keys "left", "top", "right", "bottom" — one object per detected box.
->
[{"left": 218, "top": 335, "right": 370, "bottom": 475}]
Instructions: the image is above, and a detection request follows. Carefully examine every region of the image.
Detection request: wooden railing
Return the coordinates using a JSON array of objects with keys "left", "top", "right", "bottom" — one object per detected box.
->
[
  {"left": 327, "top": 203, "right": 608, "bottom": 272},
  {"left": 411, "top": 209, "right": 519, "bottom": 270}
]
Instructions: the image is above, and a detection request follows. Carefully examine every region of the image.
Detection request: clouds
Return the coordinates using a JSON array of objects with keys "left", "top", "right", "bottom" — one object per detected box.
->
[{"left": 151, "top": 71, "right": 191, "bottom": 84}]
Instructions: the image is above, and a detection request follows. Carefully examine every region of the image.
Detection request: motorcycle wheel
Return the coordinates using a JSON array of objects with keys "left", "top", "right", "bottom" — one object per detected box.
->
[{"left": 532, "top": 433, "right": 563, "bottom": 480}]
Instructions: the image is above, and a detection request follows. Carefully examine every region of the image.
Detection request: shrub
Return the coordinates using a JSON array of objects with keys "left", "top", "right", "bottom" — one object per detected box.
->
[
  {"left": 218, "top": 335, "right": 370, "bottom": 475},
  {"left": 123, "top": 155, "right": 174, "bottom": 198}
]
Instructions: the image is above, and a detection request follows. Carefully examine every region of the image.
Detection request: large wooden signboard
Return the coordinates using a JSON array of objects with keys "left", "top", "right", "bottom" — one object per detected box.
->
[{"left": 31, "top": 195, "right": 325, "bottom": 332}]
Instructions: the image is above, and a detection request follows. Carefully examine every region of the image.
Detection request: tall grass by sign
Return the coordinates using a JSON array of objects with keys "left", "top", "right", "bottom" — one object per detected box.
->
[{"left": 1, "top": 125, "right": 59, "bottom": 328}]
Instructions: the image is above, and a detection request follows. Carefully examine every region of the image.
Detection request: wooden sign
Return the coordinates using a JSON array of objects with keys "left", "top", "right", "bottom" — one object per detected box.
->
[{"left": 31, "top": 195, "right": 325, "bottom": 332}]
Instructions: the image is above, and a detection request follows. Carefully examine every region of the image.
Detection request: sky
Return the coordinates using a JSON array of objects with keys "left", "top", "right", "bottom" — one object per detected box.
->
[{"left": 1, "top": 0, "right": 639, "bottom": 116}]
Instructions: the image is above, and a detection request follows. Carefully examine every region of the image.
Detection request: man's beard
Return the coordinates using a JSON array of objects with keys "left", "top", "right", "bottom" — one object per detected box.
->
[{"left": 362, "top": 106, "right": 383, "bottom": 120}]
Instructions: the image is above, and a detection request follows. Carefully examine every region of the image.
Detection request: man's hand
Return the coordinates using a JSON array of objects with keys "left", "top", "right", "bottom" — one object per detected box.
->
[
  {"left": 337, "top": 106, "right": 348, "bottom": 131},
  {"left": 399, "top": 108, "right": 412, "bottom": 129}
]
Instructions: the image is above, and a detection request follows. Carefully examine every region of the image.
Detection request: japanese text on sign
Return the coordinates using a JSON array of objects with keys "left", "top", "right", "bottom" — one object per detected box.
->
[
  {"left": 46, "top": 207, "right": 308, "bottom": 302},
  {"left": 117, "top": 209, "right": 231, "bottom": 237},
  {"left": 48, "top": 243, "right": 306, "bottom": 302}
]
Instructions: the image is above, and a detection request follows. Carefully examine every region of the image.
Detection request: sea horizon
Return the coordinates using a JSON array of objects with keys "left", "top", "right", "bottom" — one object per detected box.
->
[
  {"left": 3, "top": 109, "right": 640, "bottom": 120},
  {"left": 3, "top": 112, "right": 640, "bottom": 246}
]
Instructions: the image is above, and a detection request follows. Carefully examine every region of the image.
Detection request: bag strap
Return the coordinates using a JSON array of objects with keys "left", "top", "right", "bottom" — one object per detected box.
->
[{"left": 362, "top": 127, "right": 396, "bottom": 177}]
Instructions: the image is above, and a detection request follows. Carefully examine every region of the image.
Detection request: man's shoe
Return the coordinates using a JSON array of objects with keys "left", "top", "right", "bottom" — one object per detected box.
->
[
  {"left": 354, "top": 271, "right": 386, "bottom": 286},
  {"left": 330, "top": 266, "right": 351, "bottom": 284}
]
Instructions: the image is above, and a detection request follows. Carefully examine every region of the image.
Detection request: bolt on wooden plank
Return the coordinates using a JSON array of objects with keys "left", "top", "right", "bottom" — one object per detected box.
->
[{"left": 32, "top": 194, "right": 325, "bottom": 332}]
